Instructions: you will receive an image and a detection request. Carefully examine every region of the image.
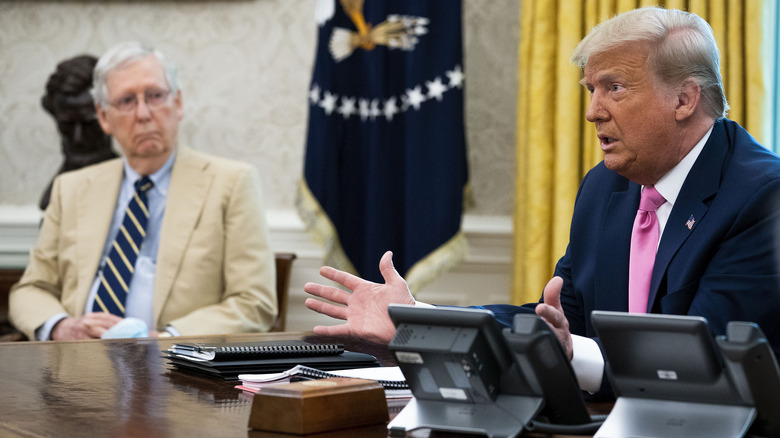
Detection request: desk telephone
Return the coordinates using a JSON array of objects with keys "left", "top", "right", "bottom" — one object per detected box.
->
[
  {"left": 386, "top": 305, "right": 780, "bottom": 438},
  {"left": 386, "top": 305, "right": 602, "bottom": 437},
  {"left": 717, "top": 321, "right": 780, "bottom": 438},
  {"left": 591, "top": 311, "right": 780, "bottom": 438}
]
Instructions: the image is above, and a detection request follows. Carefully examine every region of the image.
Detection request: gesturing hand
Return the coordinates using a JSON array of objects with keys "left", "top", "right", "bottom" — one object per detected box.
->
[
  {"left": 304, "top": 251, "right": 415, "bottom": 344},
  {"left": 534, "top": 276, "right": 574, "bottom": 360}
]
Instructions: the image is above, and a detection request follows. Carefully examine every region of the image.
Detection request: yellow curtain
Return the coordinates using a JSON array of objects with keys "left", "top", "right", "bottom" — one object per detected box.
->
[{"left": 512, "top": 0, "right": 764, "bottom": 305}]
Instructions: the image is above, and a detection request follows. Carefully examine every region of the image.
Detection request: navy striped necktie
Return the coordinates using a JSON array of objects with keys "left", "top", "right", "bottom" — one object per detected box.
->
[{"left": 93, "top": 176, "right": 154, "bottom": 316}]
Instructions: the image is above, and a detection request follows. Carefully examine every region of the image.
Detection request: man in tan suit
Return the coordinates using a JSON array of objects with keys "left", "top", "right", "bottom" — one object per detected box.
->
[{"left": 10, "top": 42, "right": 276, "bottom": 340}]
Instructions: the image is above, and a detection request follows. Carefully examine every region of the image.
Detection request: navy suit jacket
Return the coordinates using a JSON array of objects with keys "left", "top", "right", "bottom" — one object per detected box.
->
[{"left": 482, "top": 119, "right": 780, "bottom": 359}]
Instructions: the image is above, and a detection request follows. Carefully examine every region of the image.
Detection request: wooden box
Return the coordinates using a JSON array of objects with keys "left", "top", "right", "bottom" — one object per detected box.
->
[{"left": 248, "top": 377, "right": 389, "bottom": 434}]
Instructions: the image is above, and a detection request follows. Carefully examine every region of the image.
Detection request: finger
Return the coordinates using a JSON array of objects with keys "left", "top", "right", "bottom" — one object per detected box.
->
[
  {"left": 83, "top": 321, "right": 108, "bottom": 339},
  {"left": 535, "top": 304, "right": 573, "bottom": 360},
  {"left": 84, "top": 312, "right": 122, "bottom": 328},
  {"left": 318, "top": 266, "right": 370, "bottom": 291},
  {"left": 542, "top": 276, "right": 564, "bottom": 311},
  {"left": 320, "top": 266, "right": 361, "bottom": 289},
  {"left": 305, "top": 298, "right": 348, "bottom": 321},
  {"left": 312, "top": 324, "right": 351, "bottom": 337},
  {"left": 378, "top": 251, "right": 405, "bottom": 286},
  {"left": 303, "top": 282, "right": 350, "bottom": 305},
  {"left": 85, "top": 311, "right": 123, "bottom": 322}
]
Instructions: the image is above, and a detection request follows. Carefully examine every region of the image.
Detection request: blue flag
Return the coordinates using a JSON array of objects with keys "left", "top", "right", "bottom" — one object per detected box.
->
[{"left": 297, "top": 0, "right": 469, "bottom": 291}]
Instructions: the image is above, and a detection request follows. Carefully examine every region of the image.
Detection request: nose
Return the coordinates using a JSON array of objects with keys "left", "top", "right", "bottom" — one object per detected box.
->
[
  {"left": 585, "top": 91, "right": 609, "bottom": 123},
  {"left": 135, "top": 97, "right": 152, "bottom": 120}
]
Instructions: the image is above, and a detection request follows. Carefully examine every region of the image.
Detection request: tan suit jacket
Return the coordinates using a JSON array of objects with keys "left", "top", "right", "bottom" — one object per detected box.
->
[{"left": 9, "top": 147, "right": 277, "bottom": 339}]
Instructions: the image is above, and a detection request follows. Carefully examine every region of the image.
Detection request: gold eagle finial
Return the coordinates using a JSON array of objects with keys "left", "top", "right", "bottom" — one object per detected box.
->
[{"left": 329, "top": 0, "right": 429, "bottom": 62}]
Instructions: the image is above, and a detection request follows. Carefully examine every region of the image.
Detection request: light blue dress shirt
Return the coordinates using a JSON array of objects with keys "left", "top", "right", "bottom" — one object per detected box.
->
[{"left": 37, "top": 152, "right": 176, "bottom": 340}]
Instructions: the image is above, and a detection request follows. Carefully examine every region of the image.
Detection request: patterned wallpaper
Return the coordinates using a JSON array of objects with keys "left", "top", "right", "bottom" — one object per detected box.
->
[{"left": 0, "top": 0, "right": 518, "bottom": 216}]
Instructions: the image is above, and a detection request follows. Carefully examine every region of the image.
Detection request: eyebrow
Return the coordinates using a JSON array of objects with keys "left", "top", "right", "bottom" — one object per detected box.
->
[{"left": 580, "top": 71, "right": 622, "bottom": 88}]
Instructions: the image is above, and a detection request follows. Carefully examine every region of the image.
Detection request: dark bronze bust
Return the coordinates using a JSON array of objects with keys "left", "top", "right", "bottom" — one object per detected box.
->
[{"left": 40, "top": 55, "right": 117, "bottom": 210}]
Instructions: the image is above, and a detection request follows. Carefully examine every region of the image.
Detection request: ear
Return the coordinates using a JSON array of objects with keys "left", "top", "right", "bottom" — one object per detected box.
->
[
  {"left": 674, "top": 79, "right": 701, "bottom": 122},
  {"left": 95, "top": 104, "right": 113, "bottom": 135},
  {"left": 173, "top": 89, "right": 183, "bottom": 122}
]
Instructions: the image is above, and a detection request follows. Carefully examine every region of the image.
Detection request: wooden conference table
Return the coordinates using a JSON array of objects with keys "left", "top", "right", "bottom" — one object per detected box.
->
[{"left": 0, "top": 332, "right": 610, "bottom": 437}]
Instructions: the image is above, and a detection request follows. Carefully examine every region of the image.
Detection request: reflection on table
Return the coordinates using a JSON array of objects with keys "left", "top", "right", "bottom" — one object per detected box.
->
[{"left": 0, "top": 332, "right": 609, "bottom": 437}]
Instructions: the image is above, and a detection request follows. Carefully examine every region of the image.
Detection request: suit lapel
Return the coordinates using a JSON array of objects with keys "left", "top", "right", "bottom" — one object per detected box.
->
[
  {"left": 153, "top": 148, "right": 212, "bottom": 321},
  {"left": 594, "top": 181, "right": 639, "bottom": 312},
  {"left": 76, "top": 161, "right": 123, "bottom": 311},
  {"left": 648, "top": 122, "right": 727, "bottom": 310}
]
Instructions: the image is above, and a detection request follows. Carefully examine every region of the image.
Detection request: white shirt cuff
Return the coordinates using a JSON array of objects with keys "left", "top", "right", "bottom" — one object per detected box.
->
[
  {"left": 164, "top": 325, "right": 180, "bottom": 336},
  {"left": 570, "top": 334, "right": 604, "bottom": 393}
]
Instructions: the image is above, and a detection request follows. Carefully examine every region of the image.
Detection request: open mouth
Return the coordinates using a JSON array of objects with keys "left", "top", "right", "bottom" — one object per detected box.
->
[{"left": 598, "top": 135, "right": 618, "bottom": 148}]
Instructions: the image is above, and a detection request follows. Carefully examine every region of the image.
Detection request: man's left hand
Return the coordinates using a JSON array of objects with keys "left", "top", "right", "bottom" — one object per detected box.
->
[{"left": 534, "top": 276, "right": 574, "bottom": 360}]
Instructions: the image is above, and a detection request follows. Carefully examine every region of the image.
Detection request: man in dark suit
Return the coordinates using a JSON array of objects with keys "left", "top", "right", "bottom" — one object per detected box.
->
[{"left": 302, "top": 7, "right": 780, "bottom": 392}]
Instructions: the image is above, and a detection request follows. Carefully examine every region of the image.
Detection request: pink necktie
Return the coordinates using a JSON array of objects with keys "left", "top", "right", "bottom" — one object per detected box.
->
[{"left": 628, "top": 186, "right": 666, "bottom": 313}]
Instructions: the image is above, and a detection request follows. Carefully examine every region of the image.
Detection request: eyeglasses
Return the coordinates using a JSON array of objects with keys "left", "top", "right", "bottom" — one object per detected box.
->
[{"left": 109, "top": 89, "right": 172, "bottom": 114}]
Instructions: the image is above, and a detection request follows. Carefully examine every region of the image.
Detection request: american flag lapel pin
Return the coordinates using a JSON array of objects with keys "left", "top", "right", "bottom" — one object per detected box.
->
[{"left": 686, "top": 215, "right": 695, "bottom": 230}]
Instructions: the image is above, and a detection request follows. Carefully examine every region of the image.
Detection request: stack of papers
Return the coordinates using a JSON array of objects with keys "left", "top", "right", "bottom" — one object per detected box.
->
[
  {"left": 237, "top": 364, "right": 412, "bottom": 399},
  {"left": 163, "top": 340, "right": 380, "bottom": 380}
]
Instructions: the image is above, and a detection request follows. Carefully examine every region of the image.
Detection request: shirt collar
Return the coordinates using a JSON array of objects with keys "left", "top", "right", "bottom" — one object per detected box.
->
[
  {"left": 653, "top": 125, "right": 714, "bottom": 206},
  {"left": 122, "top": 151, "right": 176, "bottom": 195}
]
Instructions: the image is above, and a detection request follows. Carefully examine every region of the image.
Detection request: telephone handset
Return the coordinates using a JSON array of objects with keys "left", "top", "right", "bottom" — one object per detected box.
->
[
  {"left": 717, "top": 321, "right": 780, "bottom": 438},
  {"left": 503, "top": 313, "right": 594, "bottom": 427}
]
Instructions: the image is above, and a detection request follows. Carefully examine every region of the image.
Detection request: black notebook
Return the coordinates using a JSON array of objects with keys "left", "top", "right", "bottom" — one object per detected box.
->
[
  {"left": 163, "top": 340, "right": 380, "bottom": 380},
  {"left": 170, "top": 341, "right": 344, "bottom": 361}
]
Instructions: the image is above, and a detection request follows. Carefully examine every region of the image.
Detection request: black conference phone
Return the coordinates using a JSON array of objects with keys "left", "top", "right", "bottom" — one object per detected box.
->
[
  {"left": 386, "top": 305, "right": 780, "bottom": 438},
  {"left": 386, "top": 305, "right": 602, "bottom": 437},
  {"left": 717, "top": 321, "right": 780, "bottom": 438},
  {"left": 591, "top": 310, "right": 780, "bottom": 438}
]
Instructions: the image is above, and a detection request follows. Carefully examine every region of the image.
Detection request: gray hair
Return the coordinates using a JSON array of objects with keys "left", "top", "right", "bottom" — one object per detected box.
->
[
  {"left": 571, "top": 7, "right": 728, "bottom": 119},
  {"left": 91, "top": 41, "right": 179, "bottom": 107}
]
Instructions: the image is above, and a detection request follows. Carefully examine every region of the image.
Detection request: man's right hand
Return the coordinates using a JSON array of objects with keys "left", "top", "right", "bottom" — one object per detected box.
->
[
  {"left": 51, "top": 313, "right": 123, "bottom": 340},
  {"left": 304, "top": 251, "right": 415, "bottom": 344}
]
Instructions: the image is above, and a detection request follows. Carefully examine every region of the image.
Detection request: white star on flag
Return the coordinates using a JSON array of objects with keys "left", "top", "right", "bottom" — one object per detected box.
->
[
  {"left": 369, "top": 99, "right": 381, "bottom": 119},
  {"left": 446, "top": 65, "right": 464, "bottom": 89},
  {"left": 358, "top": 98, "right": 371, "bottom": 121},
  {"left": 384, "top": 96, "right": 399, "bottom": 121},
  {"left": 406, "top": 85, "right": 425, "bottom": 110},
  {"left": 426, "top": 77, "right": 447, "bottom": 101},
  {"left": 320, "top": 91, "right": 338, "bottom": 115},
  {"left": 338, "top": 97, "right": 357, "bottom": 119},
  {"left": 309, "top": 85, "right": 320, "bottom": 104}
]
